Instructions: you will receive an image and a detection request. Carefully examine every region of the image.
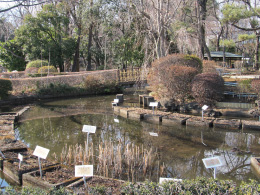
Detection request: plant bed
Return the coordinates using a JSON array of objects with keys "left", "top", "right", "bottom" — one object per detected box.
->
[
  {"left": 186, "top": 116, "right": 215, "bottom": 127},
  {"left": 0, "top": 139, "right": 28, "bottom": 152},
  {"left": 162, "top": 113, "right": 191, "bottom": 125},
  {"left": 213, "top": 119, "right": 241, "bottom": 130},
  {"left": 113, "top": 106, "right": 121, "bottom": 114},
  {"left": 118, "top": 107, "right": 135, "bottom": 118},
  {"left": 0, "top": 129, "right": 15, "bottom": 140},
  {"left": 67, "top": 175, "right": 125, "bottom": 195},
  {"left": 3, "top": 150, "right": 57, "bottom": 185},
  {"left": 242, "top": 120, "right": 260, "bottom": 131},
  {"left": 23, "top": 164, "right": 80, "bottom": 190}
]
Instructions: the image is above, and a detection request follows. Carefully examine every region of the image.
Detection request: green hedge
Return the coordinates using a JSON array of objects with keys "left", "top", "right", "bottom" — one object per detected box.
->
[
  {"left": 0, "top": 79, "right": 12, "bottom": 99},
  {"left": 38, "top": 66, "right": 57, "bottom": 74},
  {"left": 26, "top": 60, "right": 49, "bottom": 69}
]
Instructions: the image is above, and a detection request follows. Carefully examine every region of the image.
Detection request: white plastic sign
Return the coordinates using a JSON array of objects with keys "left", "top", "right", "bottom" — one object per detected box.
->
[
  {"left": 18, "top": 153, "right": 23, "bottom": 161},
  {"left": 202, "top": 156, "right": 222, "bottom": 169},
  {"left": 149, "top": 132, "right": 158, "bottom": 136},
  {"left": 149, "top": 102, "right": 158, "bottom": 107},
  {"left": 82, "top": 125, "right": 96, "bottom": 133},
  {"left": 33, "top": 145, "right": 50, "bottom": 159},
  {"left": 75, "top": 165, "right": 93, "bottom": 177},
  {"left": 114, "top": 99, "right": 119, "bottom": 103},
  {"left": 202, "top": 105, "right": 208, "bottom": 111},
  {"left": 114, "top": 119, "right": 119, "bottom": 123},
  {"left": 159, "top": 178, "right": 182, "bottom": 184}
]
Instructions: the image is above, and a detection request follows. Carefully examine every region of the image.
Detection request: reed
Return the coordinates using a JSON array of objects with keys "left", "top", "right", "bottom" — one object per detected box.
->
[{"left": 57, "top": 139, "right": 159, "bottom": 182}]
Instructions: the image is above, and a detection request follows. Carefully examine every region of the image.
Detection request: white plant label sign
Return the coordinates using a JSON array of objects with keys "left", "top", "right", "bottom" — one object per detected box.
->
[
  {"left": 33, "top": 145, "right": 50, "bottom": 159},
  {"left": 149, "top": 102, "right": 158, "bottom": 107},
  {"left": 202, "top": 156, "right": 222, "bottom": 169},
  {"left": 82, "top": 125, "right": 96, "bottom": 134},
  {"left": 149, "top": 132, "right": 158, "bottom": 136},
  {"left": 18, "top": 153, "right": 23, "bottom": 161},
  {"left": 114, "top": 119, "right": 119, "bottom": 123},
  {"left": 202, "top": 105, "right": 208, "bottom": 111},
  {"left": 114, "top": 99, "right": 119, "bottom": 103},
  {"left": 75, "top": 165, "right": 93, "bottom": 177}
]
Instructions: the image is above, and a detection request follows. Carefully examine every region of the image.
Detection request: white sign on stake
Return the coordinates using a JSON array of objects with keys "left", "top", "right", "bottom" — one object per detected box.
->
[
  {"left": 18, "top": 153, "right": 23, "bottom": 162},
  {"left": 149, "top": 102, "right": 158, "bottom": 107},
  {"left": 75, "top": 165, "right": 93, "bottom": 177},
  {"left": 202, "top": 156, "right": 222, "bottom": 169},
  {"left": 114, "top": 119, "right": 119, "bottom": 123},
  {"left": 82, "top": 125, "right": 96, "bottom": 134},
  {"left": 33, "top": 145, "right": 50, "bottom": 159},
  {"left": 202, "top": 105, "right": 208, "bottom": 111},
  {"left": 114, "top": 99, "right": 119, "bottom": 103},
  {"left": 149, "top": 132, "right": 158, "bottom": 136}
]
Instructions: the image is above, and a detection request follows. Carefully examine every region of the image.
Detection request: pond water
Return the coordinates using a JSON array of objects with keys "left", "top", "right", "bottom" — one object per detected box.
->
[{"left": 7, "top": 94, "right": 260, "bottom": 184}]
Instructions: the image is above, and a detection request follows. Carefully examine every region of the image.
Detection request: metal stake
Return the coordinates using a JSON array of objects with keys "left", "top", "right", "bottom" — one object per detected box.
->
[
  {"left": 83, "top": 176, "right": 87, "bottom": 188},
  {"left": 213, "top": 167, "right": 216, "bottom": 179},
  {"left": 38, "top": 157, "right": 42, "bottom": 179},
  {"left": 202, "top": 110, "right": 204, "bottom": 121},
  {"left": 86, "top": 132, "right": 89, "bottom": 162}
]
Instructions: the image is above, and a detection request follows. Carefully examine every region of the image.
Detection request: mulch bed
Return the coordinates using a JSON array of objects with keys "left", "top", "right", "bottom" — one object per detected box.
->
[
  {"left": 31, "top": 165, "right": 75, "bottom": 184},
  {"left": 68, "top": 176, "right": 125, "bottom": 195}
]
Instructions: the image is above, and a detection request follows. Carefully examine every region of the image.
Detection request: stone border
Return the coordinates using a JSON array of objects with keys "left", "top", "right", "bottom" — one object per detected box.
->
[{"left": 113, "top": 106, "right": 260, "bottom": 131}]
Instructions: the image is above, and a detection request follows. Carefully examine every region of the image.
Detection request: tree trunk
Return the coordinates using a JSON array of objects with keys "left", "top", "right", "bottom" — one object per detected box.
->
[
  {"left": 87, "top": 23, "right": 93, "bottom": 71},
  {"left": 254, "top": 32, "right": 259, "bottom": 70},
  {"left": 72, "top": 35, "right": 80, "bottom": 72}
]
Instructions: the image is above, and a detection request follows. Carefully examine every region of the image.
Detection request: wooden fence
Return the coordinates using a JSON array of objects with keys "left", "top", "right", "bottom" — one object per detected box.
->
[{"left": 117, "top": 68, "right": 147, "bottom": 84}]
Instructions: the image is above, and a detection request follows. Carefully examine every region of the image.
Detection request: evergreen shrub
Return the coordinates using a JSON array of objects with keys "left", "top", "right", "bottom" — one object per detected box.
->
[
  {"left": 0, "top": 79, "right": 12, "bottom": 99},
  {"left": 38, "top": 66, "right": 57, "bottom": 74}
]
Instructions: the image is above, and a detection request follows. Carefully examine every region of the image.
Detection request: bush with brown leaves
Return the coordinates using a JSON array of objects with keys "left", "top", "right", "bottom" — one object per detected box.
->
[
  {"left": 148, "top": 54, "right": 201, "bottom": 105},
  {"left": 192, "top": 73, "right": 224, "bottom": 106}
]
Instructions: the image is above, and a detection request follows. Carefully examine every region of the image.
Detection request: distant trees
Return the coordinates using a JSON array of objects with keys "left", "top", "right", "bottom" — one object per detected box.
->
[
  {"left": 192, "top": 73, "right": 224, "bottom": 106},
  {"left": 222, "top": 0, "right": 260, "bottom": 69}
]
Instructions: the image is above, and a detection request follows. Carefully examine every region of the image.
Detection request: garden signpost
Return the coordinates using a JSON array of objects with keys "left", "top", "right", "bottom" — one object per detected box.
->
[
  {"left": 75, "top": 165, "right": 93, "bottom": 188},
  {"left": 202, "top": 105, "right": 208, "bottom": 121},
  {"left": 202, "top": 156, "right": 222, "bottom": 179},
  {"left": 18, "top": 153, "right": 23, "bottom": 169},
  {"left": 149, "top": 102, "right": 158, "bottom": 115},
  {"left": 33, "top": 145, "right": 50, "bottom": 179},
  {"left": 82, "top": 125, "right": 96, "bottom": 161}
]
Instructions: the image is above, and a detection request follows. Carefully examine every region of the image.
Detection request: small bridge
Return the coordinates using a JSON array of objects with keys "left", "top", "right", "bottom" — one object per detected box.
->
[{"left": 117, "top": 68, "right": 148, "bottom": 85}]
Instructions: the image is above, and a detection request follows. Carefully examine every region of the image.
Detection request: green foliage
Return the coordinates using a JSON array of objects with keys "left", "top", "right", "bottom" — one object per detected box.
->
[
  {"left": 0, "top": 79, "right": 12, "bottom": 100},
  {"left": 220, "top": 39, "right": 236, "bottom": 48},
  {"left": 15, "top": 4, "right": 76, "bottom": 71},
  {"left": 26, "top": 60, "right": 49, "bottom": 69},
  {"left": 36, "top": 83, "right": 82, "bottom": 96},
  {"left": 237, "top": 79, "right": 252, "bottom": 94},
  {"left": 88, "top": 185, "right": 107, "bottom": 195},
  {"left": 38, "top": 66, "right": 57, "bottom": 74},
  {"left": 238, "top": 34, "right": 256, "bottom": 42},
  {"left": 2, "top": 186, "right": 72, "bottom": 195},
  {"left": 222, "top": 4, "right": 252, "bottom": 24},
  {"left": 0, "top": 40, "right": 26, "bottom": 71}
]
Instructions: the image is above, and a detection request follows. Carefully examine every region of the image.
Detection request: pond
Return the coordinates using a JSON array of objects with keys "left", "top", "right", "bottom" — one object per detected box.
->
[{"left": 5, "top": 94, "right": 260, "bottom": 185}]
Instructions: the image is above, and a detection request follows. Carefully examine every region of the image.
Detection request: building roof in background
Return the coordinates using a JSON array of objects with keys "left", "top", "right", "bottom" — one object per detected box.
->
[{"left": 205, "top": 51, "right": 242, "bottom": 58}]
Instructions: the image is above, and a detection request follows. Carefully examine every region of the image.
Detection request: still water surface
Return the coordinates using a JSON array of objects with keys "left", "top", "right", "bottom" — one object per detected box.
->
[{"left": 10, "top": 95, "right": 260, "bottom": 184}]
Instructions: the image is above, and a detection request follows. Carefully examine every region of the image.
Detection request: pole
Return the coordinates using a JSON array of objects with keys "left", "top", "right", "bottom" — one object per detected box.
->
[
  {"left": 153, "top": 106, "right": 154, "bottom": 115},
  {"left": 214, "top": 167, "right": 216, "bottom": 179},
  {"left": 83, "top": 176, "right": 87, "bottom": 188},
  {"left": 19, "top": 160, "right": 21, "bottom": 169},
  {"left": 38, "top": 157, "right": 42, "bottom": 179},
  {"left": 86, "top": 132, "right": 89, "bottom": 162},
  {"left": 202, "top": 110, "right": 204, "bottom": 121}
]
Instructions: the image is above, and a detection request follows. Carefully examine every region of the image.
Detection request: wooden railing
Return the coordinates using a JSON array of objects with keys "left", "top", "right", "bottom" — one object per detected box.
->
[{"left": 117, "top": 68, "right": 147, "bottom": 83}]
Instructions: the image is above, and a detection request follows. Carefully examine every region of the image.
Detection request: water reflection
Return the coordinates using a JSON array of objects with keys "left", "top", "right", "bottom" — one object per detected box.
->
[{"left": 16, "top": 95, "right": 260, "bottom": 183}]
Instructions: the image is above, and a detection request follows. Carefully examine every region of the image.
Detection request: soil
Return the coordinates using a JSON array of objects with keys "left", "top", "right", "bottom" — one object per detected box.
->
[
  {"left": 31, "top": 165, "right": 75, "bottom": 184},
  {"left": 5, "top": 150, "right": 56, "bottom": 171},
  {"left": 70, "top": 176, "right": 125, "bottom": 195}
]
